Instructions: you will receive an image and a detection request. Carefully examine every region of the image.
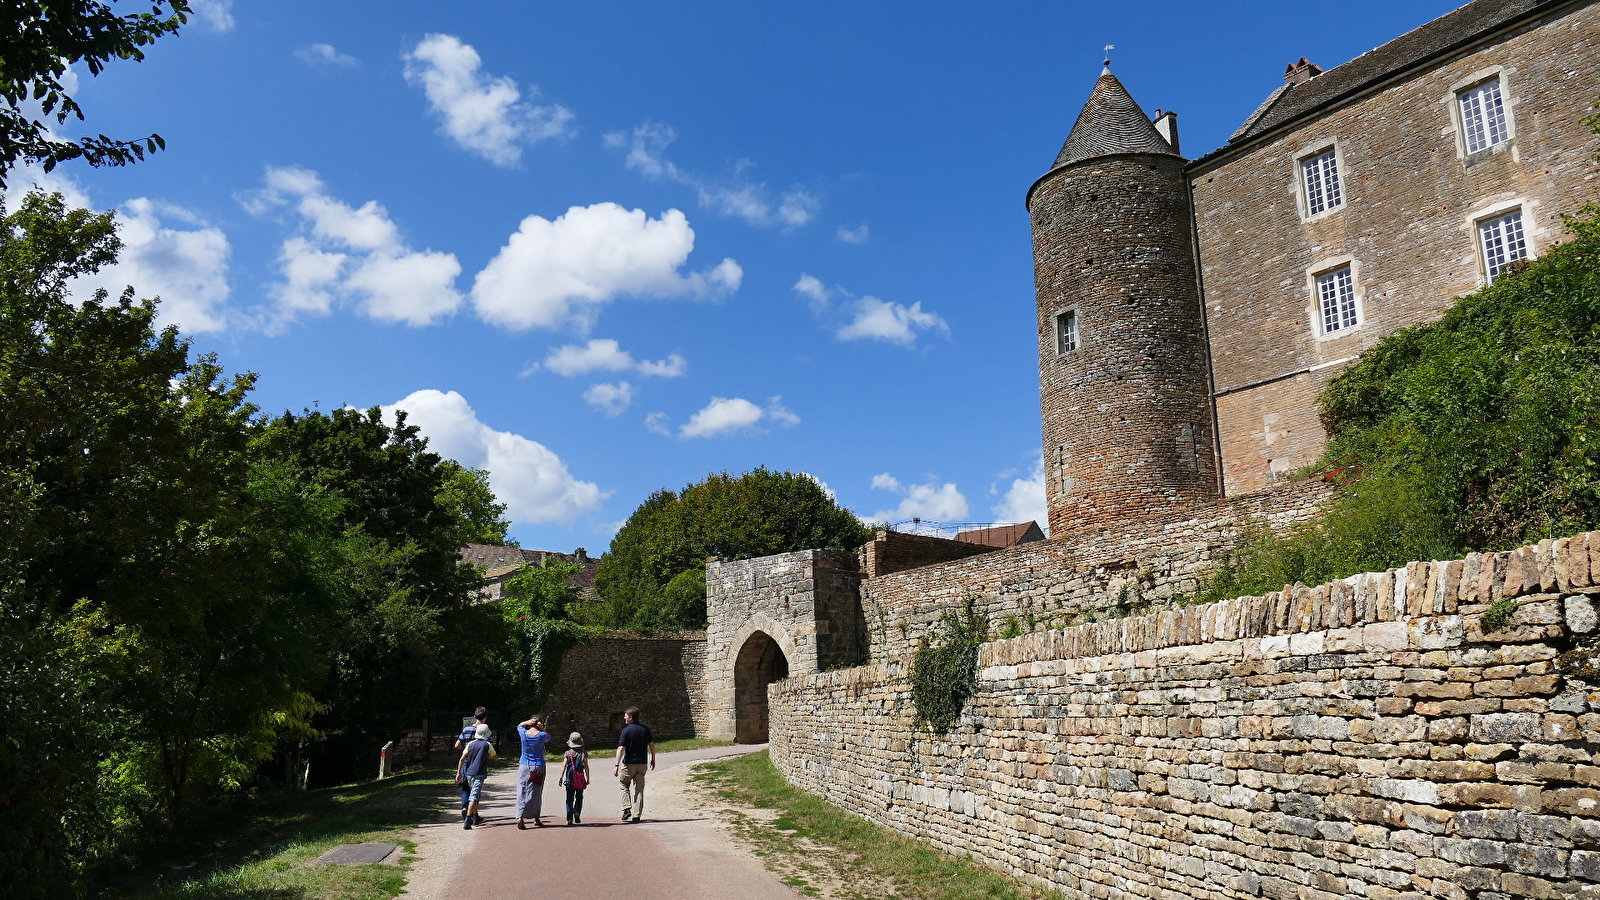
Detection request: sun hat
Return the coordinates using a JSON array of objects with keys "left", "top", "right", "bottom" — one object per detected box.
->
[{"left": 567, "top": 732, "right": 584, "bottom": 748}]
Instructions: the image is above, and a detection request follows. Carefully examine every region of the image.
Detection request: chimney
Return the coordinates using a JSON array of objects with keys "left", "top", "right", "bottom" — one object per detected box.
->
[
  {"left": 575, "top": 548, "right": 587, "bottom": 560},
  {"left": 1152, "top": 110, "right": 1180, "bottom": 155},
  {"left": 1284, "top": 57, "right": 1322, "bottom": 85}
]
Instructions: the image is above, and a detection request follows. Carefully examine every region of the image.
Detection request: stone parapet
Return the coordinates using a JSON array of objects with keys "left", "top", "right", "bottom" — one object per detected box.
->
[{"left": 772, "top": 531, "right": 1600, "bottom": 899}]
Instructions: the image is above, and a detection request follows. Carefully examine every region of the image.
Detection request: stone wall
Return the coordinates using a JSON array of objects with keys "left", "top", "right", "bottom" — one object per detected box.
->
[
  {"left": 863, "top": 480, "right": 1327, "bottom": 663},
  {"left": 1191, "top": 0, "right": 1600, "bottom": 495},
  {"left": 540, "top": 632, "right": 706, "bottom": 748},
  {"left": 771, "top": 532, "right": 1600, "bottom": 900},
  {"left": 862, "top": 529, "right": 995, "bottom": 578}
]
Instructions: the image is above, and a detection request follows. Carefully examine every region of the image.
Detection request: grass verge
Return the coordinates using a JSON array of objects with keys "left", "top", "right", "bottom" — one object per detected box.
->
[
  {"left": 691, "top": 750, "right": 1057, "bottom": 900},
  {"left": 121, "top": 768, "right": 456, "bottom": 900}
]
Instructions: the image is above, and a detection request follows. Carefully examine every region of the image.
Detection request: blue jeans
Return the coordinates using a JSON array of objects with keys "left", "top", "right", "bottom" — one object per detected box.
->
[{"left": 565, "top": 785, "right": 584, "bottom": 819}]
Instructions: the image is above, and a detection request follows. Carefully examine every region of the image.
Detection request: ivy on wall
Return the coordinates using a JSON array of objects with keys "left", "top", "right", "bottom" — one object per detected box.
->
[{"left": 909, "top": 596, "right": 987, "bottom": 733}]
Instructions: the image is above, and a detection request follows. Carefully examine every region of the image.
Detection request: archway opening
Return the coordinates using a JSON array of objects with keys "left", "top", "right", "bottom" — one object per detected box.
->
[{"left": 733, "top": 631, "right": 789, "bottom": 743}]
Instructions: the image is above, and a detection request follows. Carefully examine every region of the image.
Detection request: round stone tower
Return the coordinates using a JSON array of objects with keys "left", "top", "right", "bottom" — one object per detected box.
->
[{"left": 1026, "top": 68, "right": 1218, "bottom": 537}]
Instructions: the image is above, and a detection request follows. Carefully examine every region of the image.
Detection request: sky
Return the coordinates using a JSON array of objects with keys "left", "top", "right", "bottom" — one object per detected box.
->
[{"left": 12, "top": 0, "right": 1466, "bottom": 553}]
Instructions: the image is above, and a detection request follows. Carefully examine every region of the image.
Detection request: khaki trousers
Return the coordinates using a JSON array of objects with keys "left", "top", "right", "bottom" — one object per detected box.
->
[{"left": 618, "top": 763, "right": 648, "bottom": 819}]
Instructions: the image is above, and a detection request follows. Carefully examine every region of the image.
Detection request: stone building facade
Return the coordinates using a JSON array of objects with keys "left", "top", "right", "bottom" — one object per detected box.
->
[{"left": 1036, "top": 0, "right": 1600, "bottom": 519}]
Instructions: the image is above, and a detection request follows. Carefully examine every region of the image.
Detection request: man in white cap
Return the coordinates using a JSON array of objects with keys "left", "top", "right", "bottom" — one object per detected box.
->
[{"left": 456, "top": 723, "right": 497, "bottom": 829}]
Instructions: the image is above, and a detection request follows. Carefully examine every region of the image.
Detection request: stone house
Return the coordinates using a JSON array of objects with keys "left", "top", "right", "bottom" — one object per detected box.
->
[{"left": 457, "top": 542, "right": 599, "bottom": 603}]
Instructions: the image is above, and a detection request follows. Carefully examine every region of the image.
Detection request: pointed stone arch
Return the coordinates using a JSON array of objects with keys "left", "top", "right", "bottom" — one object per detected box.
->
[{"left": 733, "top": 630, "right": 790, "bottom": 743}]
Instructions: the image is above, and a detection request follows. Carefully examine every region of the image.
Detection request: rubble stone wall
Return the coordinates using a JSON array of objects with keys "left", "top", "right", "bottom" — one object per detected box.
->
[
  {"left": 772, "top": 532, "right": 1600, "bottom": 900},
  {"left": 863, "top": 481, "right": 1327, "bottom": 663},
  {"left": 540, "top": 632, "right": 707, "bottom": 747}
]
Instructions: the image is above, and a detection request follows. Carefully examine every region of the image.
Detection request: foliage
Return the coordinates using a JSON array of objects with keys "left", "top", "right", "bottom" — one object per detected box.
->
[
  {"left": 1317, "top": 202, "right": 1600, "bottom": 550},
  {"left": 595, "top": 468, "right": 872, "bottom": 629},
  {"left": 909, "top": 597, "right": 987, "bottom": 734},
  {"left": 0, "top": 192, "right": 333, "bottom": 892},
  {"left": 436, "top": 461, "right": 512, "bottom": 547},
  {"left": 0, "top": 0, "right": 190, "bottom": 186},
  {"left": 1483, "top": 599, "right": 1521, "bottom": 633},
  {"left": 497, "top": 560, "right": 598, "bottom": 714}
]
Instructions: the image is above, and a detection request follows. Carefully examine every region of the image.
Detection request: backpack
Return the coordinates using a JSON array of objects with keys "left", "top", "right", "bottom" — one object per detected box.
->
[{"left": 564, "top": 751, "right": 588, "bottom": 790}]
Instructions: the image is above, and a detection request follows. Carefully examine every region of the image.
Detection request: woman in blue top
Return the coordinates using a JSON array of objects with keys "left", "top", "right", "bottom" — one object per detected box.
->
[{"left": 515, "top": 715, "right": 552, "bottom": 828}]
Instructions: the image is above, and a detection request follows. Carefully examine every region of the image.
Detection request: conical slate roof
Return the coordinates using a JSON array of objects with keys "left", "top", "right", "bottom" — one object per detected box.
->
[{"left": 1051, "top": 70, "right": 1175, "bottom": 169}]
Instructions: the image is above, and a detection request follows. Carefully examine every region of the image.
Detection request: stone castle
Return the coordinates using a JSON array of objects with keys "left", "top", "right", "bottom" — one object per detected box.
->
[{"left": 535, "top": 1, "right": 1600, "bottom": 896}]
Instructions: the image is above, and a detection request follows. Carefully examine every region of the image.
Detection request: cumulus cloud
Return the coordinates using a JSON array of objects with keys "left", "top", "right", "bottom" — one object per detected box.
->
[
  {"left": 605, "top": 123, "right": 818, "bottom": 229},
  {"left": 191, "top": 0, "right": 234, "bottom": 31},
  {"left": 992, "top": 452, "right": 1048, "bottom": 535},
  {"left": 869, "top": 473, "right": 970, "bottom": 524},
  {"left": 471, "top": 202, "right": 740, "bottom": 333},
  {"left": 297, "top": 43, "right": 359, "bottom": 68},
  {"left": 793, "top": 274, "right": 949, "bottom": 347},
  {"left": 245, "top": 166, "right": 462, "bottom": 329},
  {"left": 836, "top": 224, "right": 870, "bottom": 244},
  {"left": 652, "top": 396, "right": 801, "bottom": 439},
  {"left": 381, "top": 389, "right": 607, "bottom": 525},
  {"left": 583, "top": 381, "right": 634, "bottom": 416},
  {"left": 534, "top": 338, "right": 687, "bottom": 378},
  {"left": 63, "top": 196, "right": 233, "bottom": 334},
  {"left": 403, "top": 34, "right": 573, "bottom": 166}
]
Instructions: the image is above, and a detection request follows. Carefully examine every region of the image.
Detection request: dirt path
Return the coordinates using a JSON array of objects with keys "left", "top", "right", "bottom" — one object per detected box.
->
[{"left": 401, "top": 744, "right": 802, "bottom": 900}]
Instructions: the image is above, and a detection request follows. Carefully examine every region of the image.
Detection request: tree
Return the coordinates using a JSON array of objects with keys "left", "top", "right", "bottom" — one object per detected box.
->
[
  {"left": 0, "top": 192, "right": 331, "bottom": 892},
  {"left": 0, "top": 0, "right": 191, "bottom": 187},
  {"left": 438, "top": 460, "right": 513, "bottom": 547},
  {"left": 593, "top": 468, "right": 872, "bottom": 628}
]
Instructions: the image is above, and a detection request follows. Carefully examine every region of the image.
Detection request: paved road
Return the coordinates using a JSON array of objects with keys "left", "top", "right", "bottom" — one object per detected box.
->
[{"left": 403, "top": 744, "right": 802, "bottom": 900}]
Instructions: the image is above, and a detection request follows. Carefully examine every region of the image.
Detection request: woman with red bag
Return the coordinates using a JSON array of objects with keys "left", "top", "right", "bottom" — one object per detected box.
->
[
  {"left": 559, "top": 731, "right": 590, "bottom": 825},
  {"left": 514, "top": 715, "right": 552, "bottom": 829}
]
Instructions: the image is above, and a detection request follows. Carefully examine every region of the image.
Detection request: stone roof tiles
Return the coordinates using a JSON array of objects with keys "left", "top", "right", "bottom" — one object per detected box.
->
[
  {"left": 1220, "top": 0, "right": 1572, "bottom": 151},
  {"left": 1051, "top": 70, "right": 1177, "bottom": 169}
]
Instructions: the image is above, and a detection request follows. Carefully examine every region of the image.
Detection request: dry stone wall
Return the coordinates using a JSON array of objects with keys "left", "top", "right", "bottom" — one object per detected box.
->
[
  {"left": 864, "top": 481, "right": 1327, "bottom": 663},
  {"left": 540, "top": 632, "right": 706, "bottom": 748},
  {"left": 772, "top": 532, "right": 1600, "bottom": 900}
]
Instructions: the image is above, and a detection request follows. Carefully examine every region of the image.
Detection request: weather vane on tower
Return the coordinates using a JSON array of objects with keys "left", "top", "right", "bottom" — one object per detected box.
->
[{"left": 1103, "top": 44, "right": 1115, "bottom": 74}]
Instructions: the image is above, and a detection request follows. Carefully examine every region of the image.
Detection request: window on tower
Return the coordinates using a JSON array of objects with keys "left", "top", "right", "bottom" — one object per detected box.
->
[
  {"left": 1315, "top": 265, "right": 1359, "bottom": 335},
  {"left": 1300, "top": 148, "right": 1342, "bottom": 216},
  {"left": 1055, "top": 309, "right": 1078, "bottom": 355}
]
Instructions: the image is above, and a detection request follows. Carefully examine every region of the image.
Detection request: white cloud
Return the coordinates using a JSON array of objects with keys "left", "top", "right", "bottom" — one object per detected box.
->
[
  {"left": 9, "top": 164, "right": 91, "bottom": 209},
  {"left": 869, "top": 473, "right": 970, "bottom": 524},
  {"left": 793, "top": 275, "right": 949, "bottom": 347},
  {"left": 992, "top": 452, "right": 1048, "bottom": 535},
  {"left": 381, "top": 389, "right": 607, "bottom": 525},
  {"left": 666, "top": 396, "right": 801, "bottom": 439},
  {"left": 68, "top": 197, "right": 232, "bottom": 334},
  {"left": 403, "top": 34, "right": 573, "bottom": 167},
  {"left": 191, "top": 0, "right": 234, "bottom": 31},
  {"left": 606, "top": 122, "right": 817, "bottom": 229},
  {"left": 583, "top": 381, "right": 633, "bottom": 416},
  {"left": 536, "top": 338, "right": 687, "bottom": 378},
  {"left": 836, "top": 224, "right": 870, "bottom": 244},
  {"left": 838, "top": 296, "right": 948, "bottom": 345},
  {"left": 297, "top": 43, "right": 359, "bottom": 68},
  {"left": 471, "top": 202, "right": 740, "bottom": 333},
  {"left": 246, "top": 166, "right": 462, "bottom": 329}
]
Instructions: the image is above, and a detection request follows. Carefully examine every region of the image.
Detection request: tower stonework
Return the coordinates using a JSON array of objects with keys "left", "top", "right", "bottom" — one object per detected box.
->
[{"left": 1028, "top": 72, "right": 1218, "bottom": 537}]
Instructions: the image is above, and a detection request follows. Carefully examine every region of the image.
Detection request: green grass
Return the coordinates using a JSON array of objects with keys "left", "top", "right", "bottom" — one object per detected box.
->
[
  {"left": 692, "top": 750, "right": 1057, "bottom": 900},
  {"left": 118, "top": 768, "right": 457, "bottom": 900}
]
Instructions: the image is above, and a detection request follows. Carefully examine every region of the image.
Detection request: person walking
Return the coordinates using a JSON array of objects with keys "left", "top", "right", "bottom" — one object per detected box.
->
[
  {"left": 515, "top": 715, "right": 552, "bottom": 829},
  {"left": 559, "top": 732, "right": 590, "bottom": 825},
  {"left": 614, "top": 707, "right": 656, "bottom": 823},
  {"left": 455, "top": 707, "right": 491, "bottom": 750},
  {"left": 455, "top": 723, "right": 497, "bottom": 830}
]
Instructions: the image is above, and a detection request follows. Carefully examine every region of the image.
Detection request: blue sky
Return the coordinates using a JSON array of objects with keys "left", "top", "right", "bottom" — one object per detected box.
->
[{"left": 16, "top": 0, "right": 1464, "bottom": 553}]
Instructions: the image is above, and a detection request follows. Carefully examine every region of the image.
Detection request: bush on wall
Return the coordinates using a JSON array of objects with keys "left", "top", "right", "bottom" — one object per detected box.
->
[{"left": 909, "top": 596, "right": 987, "bottom": 733}]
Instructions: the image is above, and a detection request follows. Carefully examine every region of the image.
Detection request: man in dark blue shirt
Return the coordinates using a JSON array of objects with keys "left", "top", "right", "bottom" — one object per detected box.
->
[{"left": 614, "top": 706, "right": 656, "bottom": 822}]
